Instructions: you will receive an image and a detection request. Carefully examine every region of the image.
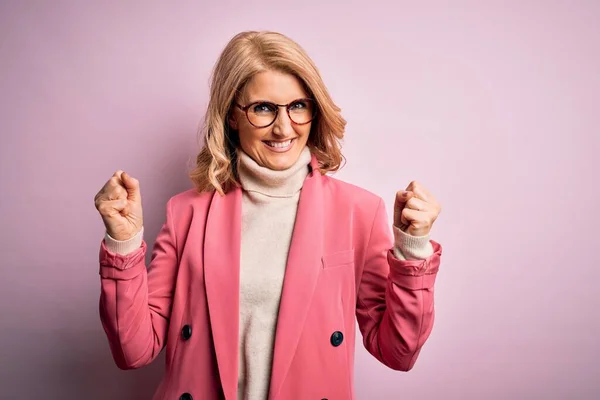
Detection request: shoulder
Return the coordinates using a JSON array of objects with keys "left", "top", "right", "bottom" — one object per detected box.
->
[
  {"left": 321, "top": 174, "right": 383, "bottom": 212},
  {"left": 170, "top": 187, "right": 213, "bottom": 204},
  {"left": 165, "top": 187, "right": 215, "bottom": 217}
]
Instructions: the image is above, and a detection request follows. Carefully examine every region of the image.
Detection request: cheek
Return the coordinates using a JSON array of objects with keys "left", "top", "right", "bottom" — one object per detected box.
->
[
  {"left": 233, "top": 112, "right": 255, "bottom": 141},
  {"left": 297, "top": 123, "right": 312, "bottom": 138},
  {"left": 238, "top": 124, "right": 264, "bottom": 146}
]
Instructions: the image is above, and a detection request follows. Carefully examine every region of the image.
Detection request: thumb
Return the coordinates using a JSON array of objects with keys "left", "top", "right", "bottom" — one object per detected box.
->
[
  {"left": 393, "top": 190, "right": 414, "bottom": 227},
  {"left": 121, "top": 171, "right": 141, "bottom": 201},
  {"left": 394, "top": 190, "right": 414, "bottom": 209}
]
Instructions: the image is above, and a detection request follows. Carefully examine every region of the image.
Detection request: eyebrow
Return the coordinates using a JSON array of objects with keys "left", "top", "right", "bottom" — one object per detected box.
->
[
  {"left": 244, "top": 97, "right": 307, "bottom": 104},
  {"left": 244, "top": 99, "right": 270, "bottom": 104}
]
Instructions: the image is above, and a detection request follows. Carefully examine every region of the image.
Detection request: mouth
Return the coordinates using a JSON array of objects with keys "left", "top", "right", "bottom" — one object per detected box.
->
[{"left": 262, "top": 138, "right": 296, "bottom": 152}]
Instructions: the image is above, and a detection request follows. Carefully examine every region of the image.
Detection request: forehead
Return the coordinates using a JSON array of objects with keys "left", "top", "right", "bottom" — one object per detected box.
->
[{"left": 243, "top": 70, "right": 308, "bottom": 103}]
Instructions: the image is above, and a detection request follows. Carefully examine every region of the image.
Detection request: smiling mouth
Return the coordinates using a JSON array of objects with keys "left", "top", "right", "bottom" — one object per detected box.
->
[{"left": 263, "top": 138, "right": 295, "bottom": 149}]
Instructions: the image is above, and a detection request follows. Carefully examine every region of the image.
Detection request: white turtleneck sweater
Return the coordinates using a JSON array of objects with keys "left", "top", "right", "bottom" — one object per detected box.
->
[{"left": 103, "top": 146, "right": 433, "bottom": 400}]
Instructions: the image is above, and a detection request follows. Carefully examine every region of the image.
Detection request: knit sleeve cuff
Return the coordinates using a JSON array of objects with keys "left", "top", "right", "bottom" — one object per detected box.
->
[
  {"left": 104, "top": 226, "right": 144, "bottom": 256},
  {"left": 392, "top": 225, "right": 434, "bottom": 261}
]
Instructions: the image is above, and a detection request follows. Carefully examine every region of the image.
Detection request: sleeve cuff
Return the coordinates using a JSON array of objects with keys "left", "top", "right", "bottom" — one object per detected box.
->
[
  {"left": 387, "top": 240, "right": 443, "bottom": 290},
  {"left": 392, "top": 225, "right": 434, "bottom": 260},
  {"left": 104, "top": 226, "right": 144, "bottom": 256},
  {"left": 99, "top": 239, "right": 147, "bottom": 278}
]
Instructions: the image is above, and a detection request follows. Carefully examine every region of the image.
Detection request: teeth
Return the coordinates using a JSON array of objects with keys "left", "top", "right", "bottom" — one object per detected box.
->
[{"left": 266, "top": 139, "right": 292, "bottom": 148}]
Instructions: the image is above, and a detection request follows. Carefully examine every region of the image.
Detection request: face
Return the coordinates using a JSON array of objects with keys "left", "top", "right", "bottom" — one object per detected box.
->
[{"left": 229, "top": 70, "right": 313, "bottom": 171}]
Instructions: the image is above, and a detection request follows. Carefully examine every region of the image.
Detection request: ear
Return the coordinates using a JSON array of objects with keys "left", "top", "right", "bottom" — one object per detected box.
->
[{"left": 228, "top": 110, "right": 239, "bottom": 130}]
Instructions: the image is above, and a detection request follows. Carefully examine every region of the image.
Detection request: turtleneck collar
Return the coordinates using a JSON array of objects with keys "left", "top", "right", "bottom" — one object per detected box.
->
[{"left": 237, "top": 146, "right": 312, "bottom": 198}]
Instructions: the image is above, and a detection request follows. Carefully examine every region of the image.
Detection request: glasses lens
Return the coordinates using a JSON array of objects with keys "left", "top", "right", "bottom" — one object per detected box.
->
[
  {"left": 288, "top": 99, "right": 315, "bottom": 124},
  {"left": 247, "top": 102, "right": 277, "bottom": 127},
  {"left": 245, "top": 99, "right": 317, "bottom": 127}
]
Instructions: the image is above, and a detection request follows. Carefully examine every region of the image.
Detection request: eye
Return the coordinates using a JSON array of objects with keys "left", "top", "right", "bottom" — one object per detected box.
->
[
  {"left": 251, "top": 102, "right": 276, "bottom": 114},
  {"left": 289, "top": 100, "right": 308, "bottom": 110}
]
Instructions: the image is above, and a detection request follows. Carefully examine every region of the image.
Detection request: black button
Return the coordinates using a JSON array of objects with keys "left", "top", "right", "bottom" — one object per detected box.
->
[
  {"left": 330, "top": 331, "right": 343, "bottom": 347},
  {"left": 179, "top": 393, "right": 192, "bottom": 400},
  {"left": 181, "top": 325, "right": 192, "bottom": 340}
]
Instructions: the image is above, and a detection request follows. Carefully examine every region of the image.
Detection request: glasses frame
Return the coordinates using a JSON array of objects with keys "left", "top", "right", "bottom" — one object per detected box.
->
[{"left": 235, "top": 98, "right": 317, "bottom": 128}]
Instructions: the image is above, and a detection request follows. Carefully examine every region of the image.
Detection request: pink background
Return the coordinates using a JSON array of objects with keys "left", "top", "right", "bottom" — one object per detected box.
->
[{"left": 1, "top": 1, "right": 599, "bottom": 399}]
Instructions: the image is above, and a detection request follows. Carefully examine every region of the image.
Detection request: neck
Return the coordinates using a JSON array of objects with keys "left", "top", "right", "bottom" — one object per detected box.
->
[{"left": 237, "top": 146, "right": 312, "bottom": 198}]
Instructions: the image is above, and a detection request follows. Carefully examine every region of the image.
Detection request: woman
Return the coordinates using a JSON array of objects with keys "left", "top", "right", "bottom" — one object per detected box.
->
[{"left": 94, "top": 31, "right": 443, "bottom": 400}]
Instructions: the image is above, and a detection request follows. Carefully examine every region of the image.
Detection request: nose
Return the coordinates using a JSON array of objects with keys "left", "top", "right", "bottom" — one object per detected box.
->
[{"left": 272, "top": 108, "right": 294, "bottom": 137}]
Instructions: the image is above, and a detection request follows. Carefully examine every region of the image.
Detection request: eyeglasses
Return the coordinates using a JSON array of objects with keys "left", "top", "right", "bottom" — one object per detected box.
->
[{"left": 235, "top": 98, "right": 317, "bottom": 128}]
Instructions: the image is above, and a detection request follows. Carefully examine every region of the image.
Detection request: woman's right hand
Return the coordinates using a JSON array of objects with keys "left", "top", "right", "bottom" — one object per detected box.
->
[{"left": 94, "top": 170, "right": 144, "bottom": 241}]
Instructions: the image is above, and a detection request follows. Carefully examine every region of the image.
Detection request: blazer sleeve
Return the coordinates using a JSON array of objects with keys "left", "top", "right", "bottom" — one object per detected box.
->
[
  {"left": 98, "top": 197, "right": 178, "bottom": 370},
  {"left": 355, "top": 197, "right": 442, "bottom": 371}
]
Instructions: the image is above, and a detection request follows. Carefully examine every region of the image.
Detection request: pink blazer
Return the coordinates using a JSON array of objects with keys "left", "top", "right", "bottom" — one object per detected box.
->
[{"left": 98, "top": 155, "right": 443, "bottom": 400}]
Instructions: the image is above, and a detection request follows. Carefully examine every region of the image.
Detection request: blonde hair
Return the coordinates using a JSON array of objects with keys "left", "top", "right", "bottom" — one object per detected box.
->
[{"left": 189, "top": 31, "right": 347, "bottom": 195}]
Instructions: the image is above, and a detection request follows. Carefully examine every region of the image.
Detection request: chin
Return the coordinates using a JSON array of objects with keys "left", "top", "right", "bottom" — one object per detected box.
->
[{"left": 264, "top": 156, "right": 296, "bottom": 171}]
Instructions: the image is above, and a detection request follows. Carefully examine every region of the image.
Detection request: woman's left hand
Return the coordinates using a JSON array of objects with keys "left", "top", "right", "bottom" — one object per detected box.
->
[{"left": 393, "top": 181, "right": 442, "bottom": 237}]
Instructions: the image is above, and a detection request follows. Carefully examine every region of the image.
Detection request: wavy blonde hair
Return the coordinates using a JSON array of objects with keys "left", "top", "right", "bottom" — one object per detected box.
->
[{"left": 189, "top": 31, "right": 347, "bottom": 195}]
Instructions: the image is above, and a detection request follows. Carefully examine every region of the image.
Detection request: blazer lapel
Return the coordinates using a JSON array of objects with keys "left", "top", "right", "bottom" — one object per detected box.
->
[
  {"left": 269, "top": 154, "right": 324, "bottom": 399},
  {"left": 204, "top": 187, "right": 242, "bottom": 400}
]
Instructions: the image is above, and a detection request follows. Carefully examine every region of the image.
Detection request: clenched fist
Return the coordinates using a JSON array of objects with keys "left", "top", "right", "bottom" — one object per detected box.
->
[
  {"left": 94, "top": 170, "right": 143, "bottom": 241},
  {"left": 394, "top": 180, "right": 441, "bottom": 237}
]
